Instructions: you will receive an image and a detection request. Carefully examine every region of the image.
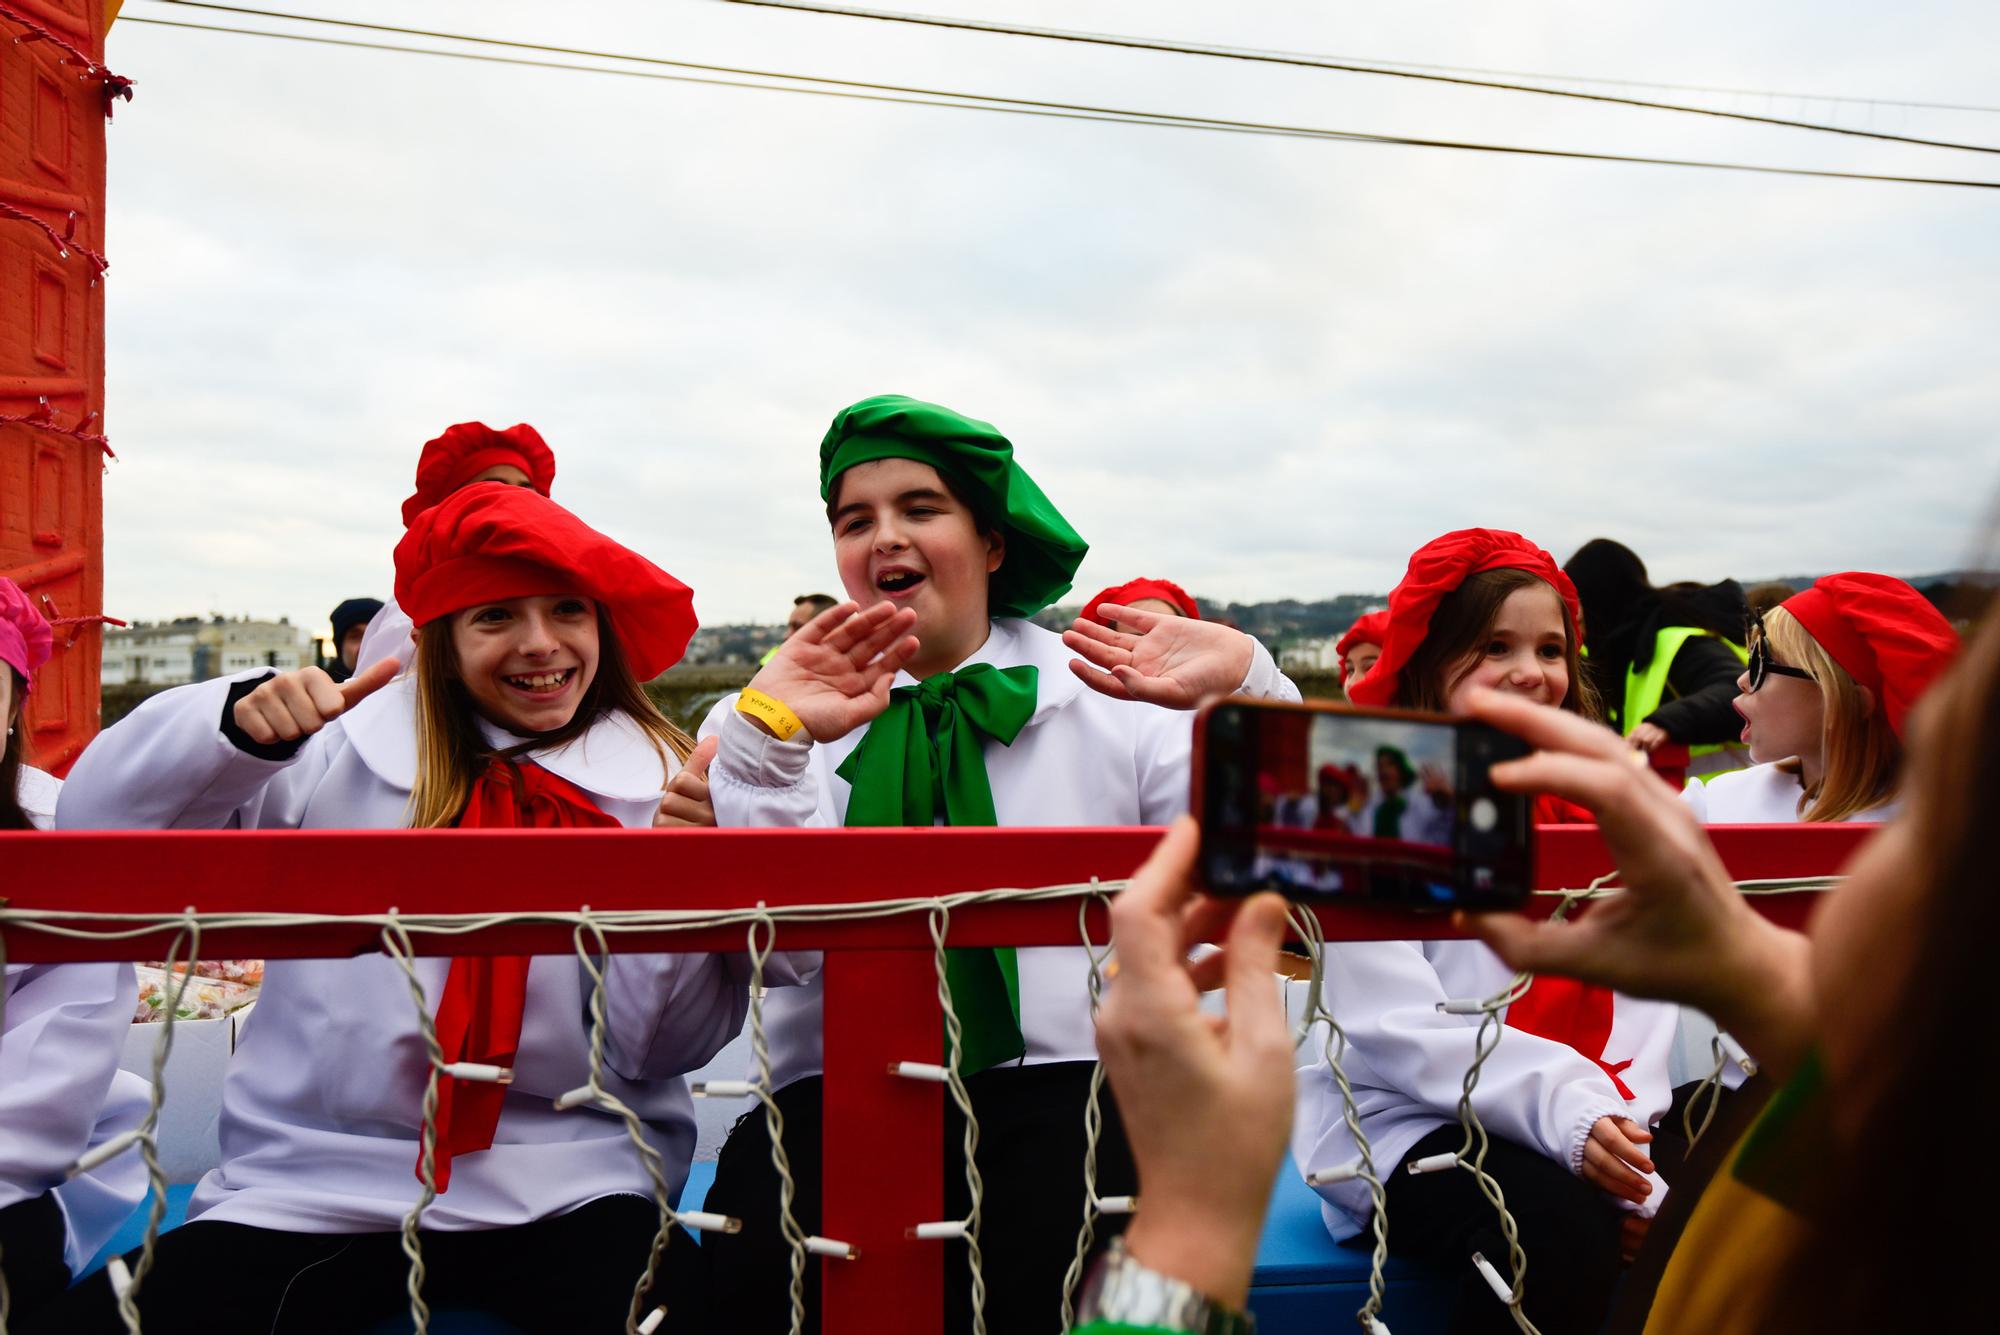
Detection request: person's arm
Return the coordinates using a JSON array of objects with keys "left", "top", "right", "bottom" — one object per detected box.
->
[
  {"left": 1461, "top": 689, "right": 1817, "bottom": 1079},
  {"left": 598, "top": 951, "right": 753, "bottom": 1082},
  {"left": 1091, "top": 818, "right": 1293, "bottom": 1313},
  {"left": 55, "top": 660, "right": 392, "bottom": 831},
  {"left": 1644, "top": 636, "right": 1746, "bottom": 747},
  {"left": 1323, "top": 940, "right": 1634, "bottom": 1175},
  {"left": 0, "top": 964, "right": 137, "bottom": 1213},
  {"left": 1065, "top": 609, "right": 1299, "bottom": 708}
]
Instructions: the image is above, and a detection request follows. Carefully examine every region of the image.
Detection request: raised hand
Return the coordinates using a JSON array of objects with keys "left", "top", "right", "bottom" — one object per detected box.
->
[
  {"left": 742, "top": 600, "right": 920, "bottom": 744},
  {"left": 1062, "top": 605, "right": 1255, "bottom": 710},
  {"left": 231, "top": 657, "right": 398, "bottom": 746},
  {"left": 655, "top": 735, "right": 718, "bottom": 828},
  {"left": 1454, "top": 687, "right": 1816, "bottom": 1077}
]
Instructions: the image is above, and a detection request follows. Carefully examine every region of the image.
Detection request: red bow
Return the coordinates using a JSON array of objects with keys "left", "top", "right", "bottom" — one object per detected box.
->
[{"left": 421, "top": 760, "right": 621, "bottom": 1191}]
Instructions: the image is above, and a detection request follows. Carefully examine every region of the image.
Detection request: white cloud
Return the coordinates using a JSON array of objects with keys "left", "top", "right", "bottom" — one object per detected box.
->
[{"left": 96, "top": 0, "right": 2000, "bottom": 638}]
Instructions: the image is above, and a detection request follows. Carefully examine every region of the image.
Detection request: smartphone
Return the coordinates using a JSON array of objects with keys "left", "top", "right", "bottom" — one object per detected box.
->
[{"left": 1192, "top": 698, "right": 1535, "bottom": 910}]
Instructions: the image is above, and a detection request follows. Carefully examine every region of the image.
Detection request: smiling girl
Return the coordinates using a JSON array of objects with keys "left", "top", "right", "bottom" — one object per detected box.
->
[
  {"left": 1296, "top": 530, "right": 1684, "bottom": 1335},
  {"left": 1685, "top": 572, "right": 1957, "bottom": 826},
  {"left": 699, "top": 394, "right": 1298, "bottom": 1334},
  {"left": 46, "top": 485, "right": 740, "bottom": 1334}
]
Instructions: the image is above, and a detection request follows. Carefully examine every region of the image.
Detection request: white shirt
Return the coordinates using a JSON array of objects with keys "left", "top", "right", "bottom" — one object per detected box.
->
[
  {"left": 4, "top": 767, "right": 152, "bottom": 1273},
  {"left": 1292, "top": 939, "right": 1679, "bottom": 1242},
  {"left": 704, "top": 618, "right": 1298, "bottom": 1089},
  {"left": 1682, "top": 760, "right": 1897, "bottom": 824},
  {"left": 352, "top": 597, "right": 416, "bottom": 677},
  {"left": 57, "top": 673, "right": 749, "bottom": 1233}
]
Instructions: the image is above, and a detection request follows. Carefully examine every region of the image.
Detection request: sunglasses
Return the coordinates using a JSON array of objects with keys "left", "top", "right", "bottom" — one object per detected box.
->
[{"left": 1745, "top": 608, "right": 1813, "bottom": 693}]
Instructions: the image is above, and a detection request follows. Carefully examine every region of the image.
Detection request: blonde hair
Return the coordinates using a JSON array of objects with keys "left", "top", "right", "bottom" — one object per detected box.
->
[
  {"left": 409, "top": 605, "right": 695, "bottom": 828},
  {"left": 1761, "top": 606, "right": 1901, "bottom": 821}
]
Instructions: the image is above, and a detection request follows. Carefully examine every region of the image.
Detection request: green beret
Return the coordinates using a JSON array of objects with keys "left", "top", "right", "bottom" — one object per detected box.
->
[{"left": 819, "top": 395, "right": 1089, "bottom": 619}]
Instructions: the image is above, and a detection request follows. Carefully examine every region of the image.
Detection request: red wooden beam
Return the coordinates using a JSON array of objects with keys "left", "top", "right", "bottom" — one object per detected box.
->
[{"left": 0, "top": 824, "right": 1871, "bottom": 962}]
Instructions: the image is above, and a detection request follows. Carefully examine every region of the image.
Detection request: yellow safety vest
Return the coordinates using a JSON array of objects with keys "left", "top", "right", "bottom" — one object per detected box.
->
[{"left": 1619, "top": 626, "right": 1751, "bottom": 781}]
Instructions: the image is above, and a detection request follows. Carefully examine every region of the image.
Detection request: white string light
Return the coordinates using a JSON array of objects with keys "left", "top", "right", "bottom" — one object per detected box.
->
[
  {"left": 568, "top": 910, "right": 701, "bottom": 1334},
  {"left": 1287, "top": 903, "right": 1393, "bottom": 1334},
  {"left": 379, "top": 913, "right": 442, "bottom": 1335},
  {"left": 0, "top": 869, "right": 1836, "bottom": 1332},
  {"left": 925, "top": 903, "right": 988, "bottom": 1335},
  {"left": 1059, "top": 881, "right": 1118, "bottom": 1329}
]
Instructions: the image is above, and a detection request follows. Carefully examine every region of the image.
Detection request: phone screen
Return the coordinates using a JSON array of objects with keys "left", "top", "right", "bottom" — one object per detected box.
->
[{"left": 1197, "top": 700, "right": 1534, "bottom": 909}]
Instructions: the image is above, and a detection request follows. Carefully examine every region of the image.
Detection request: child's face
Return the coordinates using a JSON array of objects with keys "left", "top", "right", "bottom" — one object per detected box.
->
[
  {"left": 1733, "top": 650, "right": 1825, "bottom": 768},
  {"left": 1343, "top": 643, "right": 1382, "bottom": 683},
  {"left": 1445, "top": 583, "right": 1571, "bottom": 713},
  {"left": 830, "top": 457, "right": 1003, "bottom": 663},
  {"left": 450, "top": 594, "right": 601, "bottom": 735}
]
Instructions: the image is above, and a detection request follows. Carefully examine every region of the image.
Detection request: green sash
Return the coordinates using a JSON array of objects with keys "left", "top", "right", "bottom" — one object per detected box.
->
[{"left": 837, "top": 662, "right": 1039, "bottom": 1073}]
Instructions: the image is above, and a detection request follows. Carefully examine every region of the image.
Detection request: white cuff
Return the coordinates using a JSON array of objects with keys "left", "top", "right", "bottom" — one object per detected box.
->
[{"left": 715, "top": 708, "right": 814, "bottom": 790}]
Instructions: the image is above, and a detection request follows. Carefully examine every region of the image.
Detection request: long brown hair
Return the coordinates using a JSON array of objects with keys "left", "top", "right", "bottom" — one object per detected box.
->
[
  {"left": 1759, "top": 607, "right": 1900, "bottom": 821},
  {"left": 1395, "top": 568, "right": 1602, "bottom": 722},
  {"left": 408, "top": 604, "right": 696, "bottom": 828},
  {"left": 0, "top": 669, "right": 30, "bottom": 831},
  {"left": 1760, "top": 599, "right": 2000, "bottom": 1330}
]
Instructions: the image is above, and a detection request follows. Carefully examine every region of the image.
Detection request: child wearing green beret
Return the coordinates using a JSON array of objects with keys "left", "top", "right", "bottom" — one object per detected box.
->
[{"left": 698, "top": 395, "right": 1298, "bottom": 1333}]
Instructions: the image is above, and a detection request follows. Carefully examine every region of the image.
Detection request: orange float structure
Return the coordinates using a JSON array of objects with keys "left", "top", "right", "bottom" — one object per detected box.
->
[{"left": 0, "top": 0, "right": 118, "bottom": 775}]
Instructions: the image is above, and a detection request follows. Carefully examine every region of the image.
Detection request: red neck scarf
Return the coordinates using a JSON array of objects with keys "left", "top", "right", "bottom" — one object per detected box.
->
[
  {"left": 422, "top": 758, "right": 621, "bottom": 1191},
  {"left": 1505, "top": 794, "right": 1633, "bottom": 1097}
]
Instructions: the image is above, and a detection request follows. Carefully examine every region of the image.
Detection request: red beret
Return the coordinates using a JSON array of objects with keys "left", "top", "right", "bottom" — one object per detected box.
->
[
  {"left": 1346, "top": 529, "right": 1580, "bottom": 709},
  {"left": 393, "top": 484, "right": 696, "bottom": 680},
  {"left": 1081, "top": 577, "right": 1201, "bottom": 627},
  {"left": 0, "top": 577, "right": 52, "bottom": 692},
  {"left": 1336, "top": 610, "right": 1391, "bottom": 684},
  {"left": 399, "top": 422, "right": 556, "bottom": 528},
  {"left": 1780, "top": 572, "right": 1958, "bottom": 740}
]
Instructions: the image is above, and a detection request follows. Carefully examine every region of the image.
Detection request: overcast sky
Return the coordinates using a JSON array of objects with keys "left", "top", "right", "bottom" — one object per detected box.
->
[{"left": 98, "top": 0, "right": 2000, "bottom": 638}]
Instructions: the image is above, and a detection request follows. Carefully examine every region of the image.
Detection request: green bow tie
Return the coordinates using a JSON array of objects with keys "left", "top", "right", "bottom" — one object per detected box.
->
[{"left": 838, "top": 662, "right": 1040, "bottom": 1073}]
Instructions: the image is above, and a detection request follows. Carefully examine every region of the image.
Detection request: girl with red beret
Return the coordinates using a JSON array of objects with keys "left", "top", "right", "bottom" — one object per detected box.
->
[
  {"left": 1080, "top": 577, "right": 1200, "bottom": 635},
  {"left": 0, "top": 580, "right": 150, "bottom": 1322},
  {"left": 698, "top": 395, "right": 1298, "bottom": 1334},
  {"left": 46, "top": 487, "right": 738, "bottom": 1333},
  {"left": 1336, "top": 609, "right": 1388, "bottom": 688},
  {"left": 1297, "top": 530, "right": 1684, "bottom": 1335},
  {"left": 1686, "top": 572, "right": 1957, "bottom": 826},
  {"left": 352, "top": 421, "right": 558, "bottom": 677}
]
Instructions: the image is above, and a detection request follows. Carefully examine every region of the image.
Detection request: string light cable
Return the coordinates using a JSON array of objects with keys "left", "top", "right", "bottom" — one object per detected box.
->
[
  {"left": 1289, "top": 903, "right": 1393, "bottom": 1335},
  {"left": 114, "top": 5, "right": 2000, "bottom": 191},
  {"left": 0, "top": 871, "right": 1841, "bottom": 1333},
  {"left": 1058, "top": 881, "right": 1130, "bottom": 1331},
  {"left": 718, "top": 0, "right": 2000, "bottom": 156}
]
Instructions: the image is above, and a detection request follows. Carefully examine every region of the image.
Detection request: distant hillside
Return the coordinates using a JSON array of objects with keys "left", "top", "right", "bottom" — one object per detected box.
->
[{"left": 679, "top": 571, "right": 1989, "bottom": 666}]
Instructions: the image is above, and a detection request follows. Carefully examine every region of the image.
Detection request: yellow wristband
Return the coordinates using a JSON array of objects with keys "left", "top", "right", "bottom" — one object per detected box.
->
[{"left": 737, "top": 687, "right": 805, "bottom": 742}]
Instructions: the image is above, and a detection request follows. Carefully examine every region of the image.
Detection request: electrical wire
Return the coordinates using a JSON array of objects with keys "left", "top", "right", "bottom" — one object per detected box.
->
[
  {"left": 717, "top": 0, "right": 2000, "bottom": 155},
  {"left": 116, "top": 13, "right": 2000, "bottom": 191}
]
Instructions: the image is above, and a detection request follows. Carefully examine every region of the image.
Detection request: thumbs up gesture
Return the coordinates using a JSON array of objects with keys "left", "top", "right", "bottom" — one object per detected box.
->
[
  {"left": 655, "top": 734, "right": 719, "bottom": 828},
  {"left": 231, "top": 657, "right": 399, "bottom": 746}
]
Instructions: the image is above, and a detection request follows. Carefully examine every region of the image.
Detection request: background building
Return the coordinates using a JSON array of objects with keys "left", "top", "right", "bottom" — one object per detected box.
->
[{"left": 102, "top": 616, "right": 312, "bottom": 686}]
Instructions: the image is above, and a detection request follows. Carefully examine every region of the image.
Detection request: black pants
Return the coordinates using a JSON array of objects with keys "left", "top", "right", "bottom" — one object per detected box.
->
[
  {"left": 24, "top": 1193, "right": 710, "bottom": 1335},
  {"left": 1382, "top": 1125, "right": 1626, "bottom": 1335},
  {"left": 706, "top": 1062, "right": 1136, "bottom": 1335},
  {"left": 0, "top": 1191, "right": 72, "bottom": 1322}
]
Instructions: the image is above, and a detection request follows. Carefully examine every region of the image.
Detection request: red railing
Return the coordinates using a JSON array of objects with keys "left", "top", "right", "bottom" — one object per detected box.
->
[{"left": 0, "top": 823, "right": 1870, "bottom": 1333}]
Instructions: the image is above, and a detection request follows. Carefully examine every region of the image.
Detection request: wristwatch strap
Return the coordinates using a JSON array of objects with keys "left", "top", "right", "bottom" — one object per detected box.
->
[{"left": 1075, "top": 1238, "right": 1256, "bottom": 1335}]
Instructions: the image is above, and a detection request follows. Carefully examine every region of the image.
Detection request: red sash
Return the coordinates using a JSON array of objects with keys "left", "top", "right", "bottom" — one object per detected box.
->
[
  {"left": 421, "top": 759, "right": 621, "bottom": 1191},
  {"left": 1505, "top": 795, "right": 1633, "bottom": 1097}
]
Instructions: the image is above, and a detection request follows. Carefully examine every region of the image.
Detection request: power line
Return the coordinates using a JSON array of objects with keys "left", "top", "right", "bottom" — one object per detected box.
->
[
  {"left": 119, "top": 10, "right": 2000, "bottom": 190},
  {"left": 719, "top": 0, "right": 2000, "bottom": 154}
]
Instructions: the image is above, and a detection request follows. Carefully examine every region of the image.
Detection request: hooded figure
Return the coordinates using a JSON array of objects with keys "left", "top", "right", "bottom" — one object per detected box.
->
[{"left": 1564, "top": 538, "right": 1750, "bottom": 761}]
